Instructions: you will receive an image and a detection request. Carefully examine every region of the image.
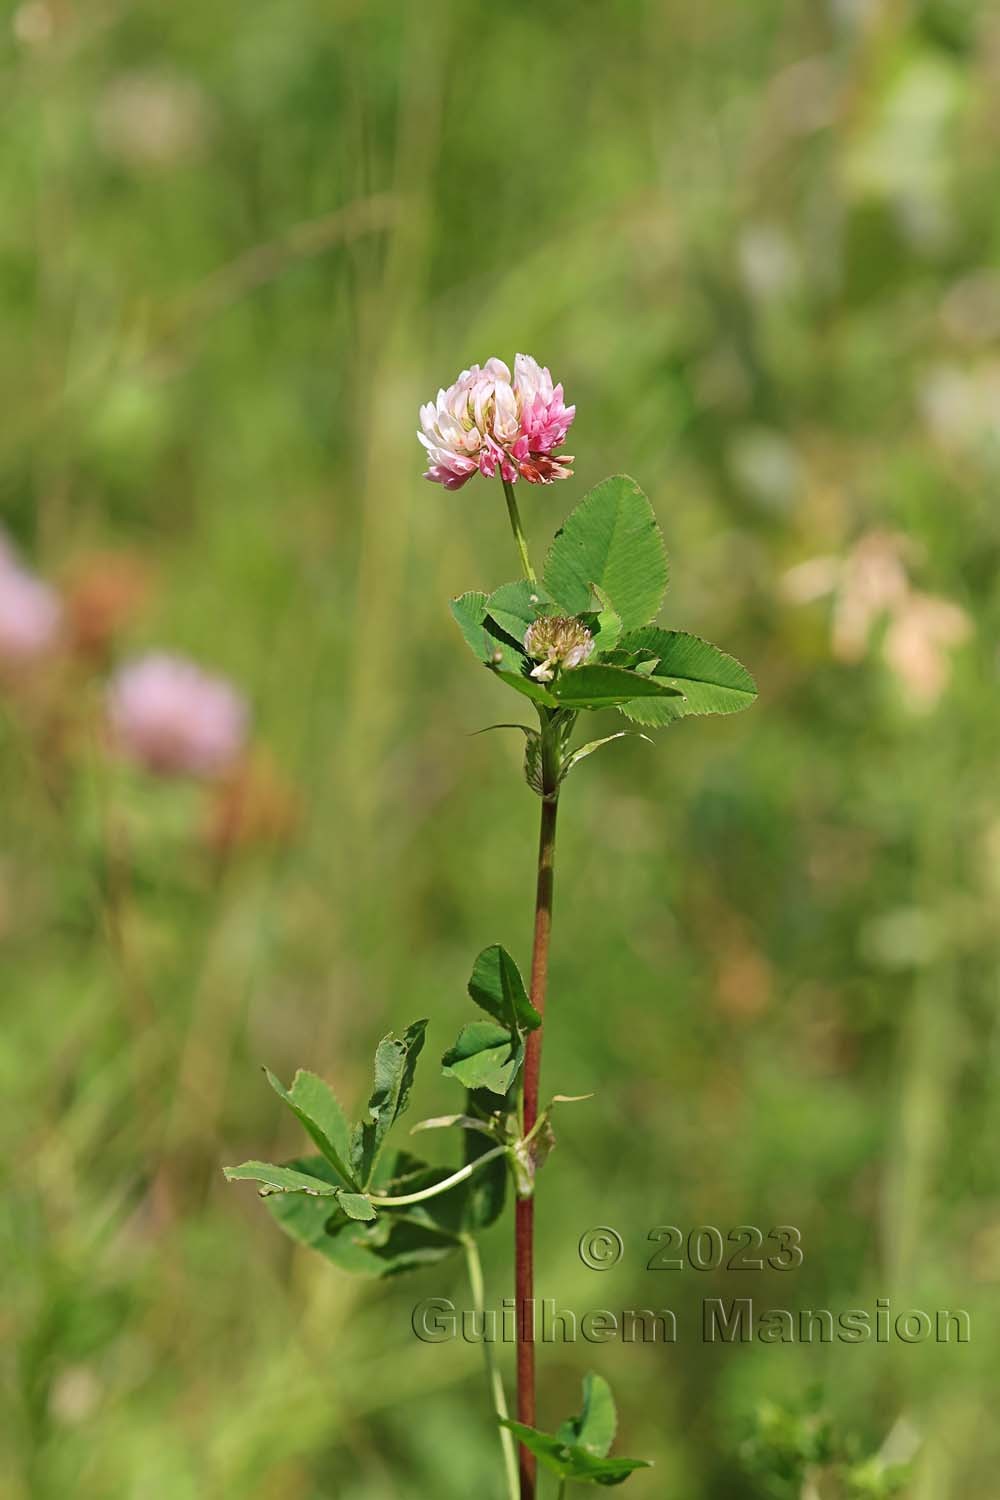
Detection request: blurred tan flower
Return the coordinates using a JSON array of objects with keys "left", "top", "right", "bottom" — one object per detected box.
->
[
  {"left": 940, "top": 270, "right": 1000, "bottom": 346},
  {"left": 783, "top": 530, "right": 970, "bottom": 709},
  {"left": 831, "top": 531, "right": 911, "bottom": 662},
  {"left": 95, "top": 71, "right": 212, "bottom": 169},
  {"left": 11, "top": 1, "right": 54, "bottom": 46},
  {"left": 738, "top": 224, "right": 801, "bottom": 302},
  {"left": 918, "top": 360, "right": 1000, "bottom": 453},
  {"left": 882, "top": 590, "right": 971, "bottom": 710},
  {"left": 203, "top": 750, "right": 300, "bottom": 854},
  {"left": 783, "top": 531, "right": 909, "bottom": 658}
]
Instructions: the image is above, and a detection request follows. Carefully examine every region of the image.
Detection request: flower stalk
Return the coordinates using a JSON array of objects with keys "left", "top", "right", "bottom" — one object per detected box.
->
[{"left": 501, "top": 474, "right": 537, "bottom": 586}]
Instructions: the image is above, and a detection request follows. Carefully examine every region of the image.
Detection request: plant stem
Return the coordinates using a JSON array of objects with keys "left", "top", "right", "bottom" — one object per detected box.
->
[
  {"left": 368, "top": 1145, "right": 507, "bottom": 1207},
  {"left": 463, "top": 1235, "right": 520, "bottom": 1500},
  {"left": 516, "top": 721, "right": 560, "bottom": 1500},
  {"left": 556, "top": 1482, "right": 567, "bottom": 1500},
  {"left": 500, "top": 474, "right": 537, "bottom": 586}
]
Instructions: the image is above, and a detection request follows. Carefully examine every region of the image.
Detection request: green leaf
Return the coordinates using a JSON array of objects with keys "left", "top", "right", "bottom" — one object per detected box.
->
[
  {"left": 468, "top": 945, "right": 540, "bottom": 1031},
  {"left": 543, "top": 475, "right": 668, "bottom": 630},
  {"left": 616, "top": 628, "right": 757, "bottom": 726},
  {"left": 449, "top": 592, "right": 524, "bottom": 671},
  {"left": 556, "top": 1374, "right": 617, "bottom": 1458},
  {"left": 266, "top": 1154, "right": 460, "bottom": 1277},
  {"left": 485, "top": 579, "right": 552, "bottom": 645},
  {"left": 442, "top": 1020, "right": 523, "bottom": 1095},
  {"left": 223, "top": 1160, "right": 340, "bottom": 1197},
  {"left": 575, "top": 585, "right": 620, "bottom": 657},
  {"left": 548, "top": 664, "right": 683, "bottom": 710},
  {"left": 337, "top": 1191, "right": 377, "bottom": 1221},
  {"left": 351, "top": 1019, "right": 428, "bottom": 1188},
  {"left": 500, "top": 1421, "right": 651, "bottom": 1487},
  {"left": 264, "top": 1068, "right": 357, "bottom": 1188},
  {"left": 489, "top": 668, "right": 560, "bottom": 707}
]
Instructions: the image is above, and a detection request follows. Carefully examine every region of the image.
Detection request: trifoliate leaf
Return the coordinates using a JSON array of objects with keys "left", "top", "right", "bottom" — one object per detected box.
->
[
  {"left": 500, "top": 1373, "right": 651, "bottom": 1485},
  {"left": 468, "top": 945, "right": 540, "bottom": 1032},
  {"left": 499, "top": 1422, "right": 651, "bottom": 1486},
  {"left": 543, "top": 475, "right": 668, "bottom": 631}
]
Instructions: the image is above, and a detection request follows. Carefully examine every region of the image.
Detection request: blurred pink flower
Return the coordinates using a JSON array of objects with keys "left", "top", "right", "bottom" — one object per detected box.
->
[
  {"left": 418, "top": 354, "right": 574, "bottom": 490},
  {"left": 107, "top": 653, "right": 248, "bottom": 778},
  {"left": 0, "top": 539, "right": 63, "bottom": 667}
]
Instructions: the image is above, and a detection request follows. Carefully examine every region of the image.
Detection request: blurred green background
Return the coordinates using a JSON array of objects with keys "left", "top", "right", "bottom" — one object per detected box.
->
[{"left": 2, "top": 0, "right": 998, "bottom": 1496}]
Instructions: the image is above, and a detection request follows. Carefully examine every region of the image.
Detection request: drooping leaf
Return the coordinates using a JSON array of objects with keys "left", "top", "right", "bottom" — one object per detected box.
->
[
  {"left": 489, "top": 668, "right": 560, "bottom": 707},
  {"left": 223, "top": 1160, "right": 340, "bottom": 1197},
  {"left": 548, "top": 664, "right": 683, "bottom": 710},
  {"left": 351, "top": 1019, "right": 428, "bottom": 1188},
  {"left": 442, "top": 1020, "right": 523, "bottom": 1095},
  {"left": 468, "top": 945, "right": 540, "bottom": 1031},
  {"left": 264, "top": 1068, "right": 357, "bottom": 1188},
  {"left": 556, "top": 1374, "right": 617, "bottom": 1457},
  {"left": 490, "top": 662, "right": 683, "bottom": 712},
  {"left": 485, "top": 579, "right": 552, "bottom": 645},
  {"left": 543, "top": 475, "right": 668, "bottom": 630},
  {"left": 616, "top": 628, "right": 757, "bottom": 726}
]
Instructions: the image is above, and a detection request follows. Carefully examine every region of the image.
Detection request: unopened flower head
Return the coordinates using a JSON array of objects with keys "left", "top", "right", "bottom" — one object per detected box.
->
[
  {"left": 523, "top": 615, "right": 594, "bottom": 681},
  {"left": 107, "top": 652, "right": 248, "bottom": 778},
  {"left": 0, "top": 533, "right": 62, "bottom": 667},
  {"left": 418, "top": 354, "right": 575, "bottom": 490}
]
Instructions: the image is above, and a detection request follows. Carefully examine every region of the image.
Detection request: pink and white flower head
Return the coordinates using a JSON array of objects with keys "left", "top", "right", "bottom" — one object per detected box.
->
[
  {"left": 418, "top": 353, "right": 575, "bottom": 490},
  {"left": 0, "top": 537, "right": 63, "bottom": 667},
  {"left": 107, "top": 652, "right": 249, "bottom": 778}
]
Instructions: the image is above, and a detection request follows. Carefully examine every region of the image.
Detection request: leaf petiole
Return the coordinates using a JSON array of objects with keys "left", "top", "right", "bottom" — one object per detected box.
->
[{"left": 367, "top": 1144, "right": 508, "bottom": 1207}]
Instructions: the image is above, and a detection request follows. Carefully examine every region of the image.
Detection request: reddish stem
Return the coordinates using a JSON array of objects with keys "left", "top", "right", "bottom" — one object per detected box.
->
[{"left": 516, "top": 785, "right": 559, "bottom": 1500}]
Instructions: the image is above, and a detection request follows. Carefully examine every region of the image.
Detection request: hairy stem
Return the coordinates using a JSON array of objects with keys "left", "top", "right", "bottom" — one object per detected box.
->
[
  {"left": 464, "top": 1235, "right": 520, "bottom": 1500},
  {"left": 516, "top": 720, "right": 560, "bottom": 1499},
  {"left": 500, "top": 474, "right": 537, "bottom": 586}
]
